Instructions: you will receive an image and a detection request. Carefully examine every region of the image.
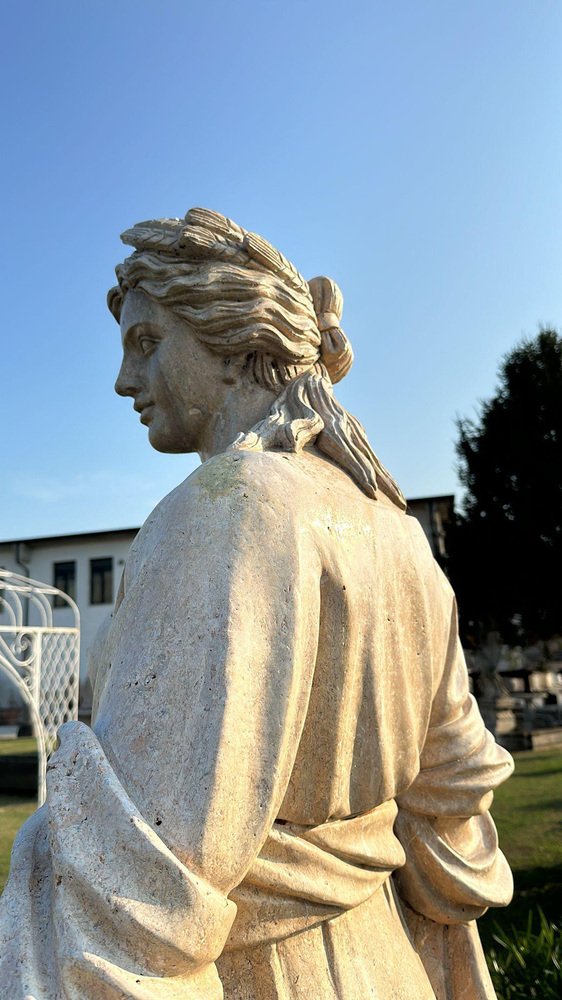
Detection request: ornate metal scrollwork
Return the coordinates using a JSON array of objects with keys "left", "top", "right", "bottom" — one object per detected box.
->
[{"left": 0, "top": 570, "right": 80, "bottom": 805}]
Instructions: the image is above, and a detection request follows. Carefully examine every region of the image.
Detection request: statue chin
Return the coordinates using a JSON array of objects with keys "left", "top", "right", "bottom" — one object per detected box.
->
[
  {"left": 148, "top": 434, "right": 188, "bottom": 455},
  {"left": 146, "top": 422, "right": 195, "bottom": 456}
]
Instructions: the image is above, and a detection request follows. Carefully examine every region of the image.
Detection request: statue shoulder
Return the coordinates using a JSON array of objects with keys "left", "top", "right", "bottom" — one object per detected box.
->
[
  {"left": 189, "top": 449, "right": 310, "bottom": 507},
  {"left": 139, "top": 451, "right": 305, "bottom": 542},
  {"left": 122, "top": 451, "right": 312, "bottom": 591}
]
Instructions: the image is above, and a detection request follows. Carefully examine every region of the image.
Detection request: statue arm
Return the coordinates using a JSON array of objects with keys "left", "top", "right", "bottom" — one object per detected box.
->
[
  {"left": 390, "top": 572, "right": 513, "bottom": 997},
  {"left": 87, "top": 458, "right": 321, "bottom": 982},
  {"left": 393, "top": 575, "right": 514, "bottom": 924},
  {"left": 0, "top": 456, "right": 322, "bottom": 999}
]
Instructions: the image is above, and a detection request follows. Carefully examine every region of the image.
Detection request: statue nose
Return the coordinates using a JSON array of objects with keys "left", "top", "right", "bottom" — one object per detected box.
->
[{"left": 115, "top": 357, "right": 140, "bottom": 397}]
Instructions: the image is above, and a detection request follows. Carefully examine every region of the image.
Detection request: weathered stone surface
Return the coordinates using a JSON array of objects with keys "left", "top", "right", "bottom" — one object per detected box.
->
[{"left": 0, "top": 208, "right": 513, "bottom": 998}]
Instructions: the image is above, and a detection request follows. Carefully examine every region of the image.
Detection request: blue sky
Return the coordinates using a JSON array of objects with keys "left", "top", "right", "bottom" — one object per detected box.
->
[{"left": 1, "top": 0, "right": 560, "bottom": 539}]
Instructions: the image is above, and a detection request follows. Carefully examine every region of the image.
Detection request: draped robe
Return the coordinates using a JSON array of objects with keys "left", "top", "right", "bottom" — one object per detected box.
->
[{"left": 0, "top": 448, "right": 513, "bottom": 999}]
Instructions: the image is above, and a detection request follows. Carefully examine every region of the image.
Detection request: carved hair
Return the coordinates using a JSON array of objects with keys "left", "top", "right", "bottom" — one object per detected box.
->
[
  {"left": 108, "top": 208, "right": 405, "bottom": 509},
  {"left": 109, "top": 253, "right": 323, "bottom": 390}
]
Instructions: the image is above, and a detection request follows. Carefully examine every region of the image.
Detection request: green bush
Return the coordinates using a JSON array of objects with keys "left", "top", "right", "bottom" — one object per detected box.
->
[{"left": 488, "top": 908, "right": 561, "bottom": 999}]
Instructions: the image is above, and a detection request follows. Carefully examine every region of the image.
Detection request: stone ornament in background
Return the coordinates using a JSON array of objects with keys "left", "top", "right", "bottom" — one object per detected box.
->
[{"left": 0, "top": 208, "right": 513, "bottom": 999}]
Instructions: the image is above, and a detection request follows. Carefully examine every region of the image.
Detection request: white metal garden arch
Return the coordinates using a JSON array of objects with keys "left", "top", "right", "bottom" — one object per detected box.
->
[{"left": 0, "top": 569, "right": 80, "bottom": 805}]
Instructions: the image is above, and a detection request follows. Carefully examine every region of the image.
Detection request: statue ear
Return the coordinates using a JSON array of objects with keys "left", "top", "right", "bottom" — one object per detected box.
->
[{"left": 221, "top": 355, "right": 239, "bottom": 386}]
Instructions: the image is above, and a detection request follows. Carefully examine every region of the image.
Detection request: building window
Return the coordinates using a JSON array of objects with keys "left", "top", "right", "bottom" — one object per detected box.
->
[
  {"left": 90, "top": 558, "right": 113, "bottom": 605},
  {"left": 53, "top": 561, "right": 76, "bottom": 607}
]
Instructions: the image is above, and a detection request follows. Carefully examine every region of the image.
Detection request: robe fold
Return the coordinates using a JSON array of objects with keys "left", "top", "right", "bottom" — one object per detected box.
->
[{"left": 0, "top": 448, "right": 513, "bottom": 999}]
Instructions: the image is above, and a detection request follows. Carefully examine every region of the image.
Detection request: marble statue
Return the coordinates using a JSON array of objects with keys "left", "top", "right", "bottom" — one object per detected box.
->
[{"left": 0, "top": 208, "right": 513, "bottom": 999}]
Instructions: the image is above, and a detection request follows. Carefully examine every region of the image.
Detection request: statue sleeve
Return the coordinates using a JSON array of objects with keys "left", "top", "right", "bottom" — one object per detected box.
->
[
  {"left": 393, "top": 579, "right": 514, "bottom": 925},
  {"left": 0, "top": 460, "right": 322, "bottom": 999},
  {"left": 391, "top": 577, "right": 513, "bottom": 998}
]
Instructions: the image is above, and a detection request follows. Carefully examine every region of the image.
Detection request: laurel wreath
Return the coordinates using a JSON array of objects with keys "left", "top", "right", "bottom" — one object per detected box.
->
[{"left": 121, "top": 207, "right": 310, "bottom": 297}]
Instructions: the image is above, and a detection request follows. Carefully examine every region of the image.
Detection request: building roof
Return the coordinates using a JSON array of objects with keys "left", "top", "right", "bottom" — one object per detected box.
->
[
  {"left": 406, "top": 494, "right": 455, "bottom": 505},
  {"left": 0, "top": 527, "right": 139, "bottom": 547}
]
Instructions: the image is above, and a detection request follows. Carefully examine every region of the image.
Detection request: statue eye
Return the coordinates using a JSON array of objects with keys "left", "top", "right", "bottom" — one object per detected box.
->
[{"left": 139, "top": 336, "right": 157, "bottom": 355}]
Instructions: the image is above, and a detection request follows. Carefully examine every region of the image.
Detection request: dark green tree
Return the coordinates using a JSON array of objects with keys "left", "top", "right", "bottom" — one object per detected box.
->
[{"left": 450, "top": 328, "right": 562, "bottom": 644}]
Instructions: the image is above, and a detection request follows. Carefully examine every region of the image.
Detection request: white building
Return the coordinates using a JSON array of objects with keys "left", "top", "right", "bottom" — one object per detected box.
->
[
  {"left": 0, "top": 496, "right": 453, "bottom": 718},
  {"left": 0, "top": 529, "right": 137, "bottom": 715},
  {"left": 406, "top": 495, "right": 454, "bottom": 563}
]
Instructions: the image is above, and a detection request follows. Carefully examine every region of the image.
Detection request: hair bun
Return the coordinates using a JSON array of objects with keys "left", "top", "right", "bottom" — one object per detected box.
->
[
  {"left": 308, "top": 276, "right": 353, "bottom": 383},
  {"left": 308, "top": 276, "right": 343, "bottom": 326}
]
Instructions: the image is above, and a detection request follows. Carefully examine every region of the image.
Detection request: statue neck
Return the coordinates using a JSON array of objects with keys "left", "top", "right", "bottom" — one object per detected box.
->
[{"left": 197, "top": 381, "right": 278, "bottom": 463}]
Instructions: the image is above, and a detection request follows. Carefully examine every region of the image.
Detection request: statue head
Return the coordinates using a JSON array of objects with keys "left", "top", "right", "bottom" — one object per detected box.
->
[
  {"left": 109, "top": 207, "right": 405, "bottom": 509},
  {"left": 108, "top": 207, "right": 353, "bottom": 392}
]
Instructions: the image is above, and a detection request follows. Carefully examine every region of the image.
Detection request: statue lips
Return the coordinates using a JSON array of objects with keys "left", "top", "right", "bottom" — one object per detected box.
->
[{"left": 134, "top": 400, "right": 154, "bottom": 425}]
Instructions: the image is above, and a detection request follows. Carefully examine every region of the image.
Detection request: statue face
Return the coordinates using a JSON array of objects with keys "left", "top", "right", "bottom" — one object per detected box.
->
[{"left": 115, "top": 289, "right": 230, "bottom": 455}]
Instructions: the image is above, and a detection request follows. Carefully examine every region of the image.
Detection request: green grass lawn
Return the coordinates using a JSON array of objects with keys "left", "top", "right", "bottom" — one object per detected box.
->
[
  {"left": 0, "top": 793, "right": 37, "bottom": 889},
  {"left": 0, "top": 737, "right": 40, "bottom": 887},
  {"left": 1, "top": 745, "right": 561, "bottom": 937},
  {"left": 0, "top": 736, "right": 37, "bottom": 756},
  {"left": 478, "top": 745, "right": 562, "bottom": 947}
]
